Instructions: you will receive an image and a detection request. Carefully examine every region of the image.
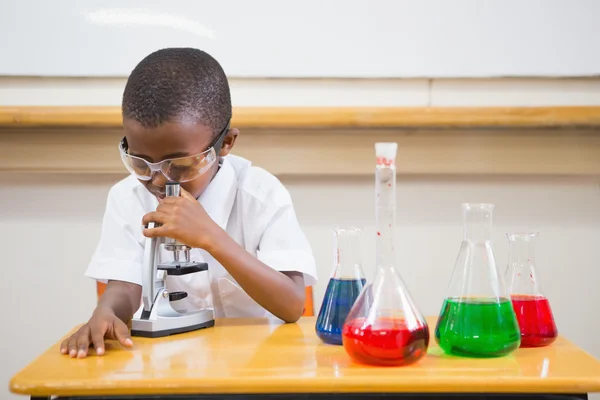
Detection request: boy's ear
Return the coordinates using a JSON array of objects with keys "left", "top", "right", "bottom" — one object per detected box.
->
[{"left": 219, "top": 128, "right": 239, "bottom": 156}]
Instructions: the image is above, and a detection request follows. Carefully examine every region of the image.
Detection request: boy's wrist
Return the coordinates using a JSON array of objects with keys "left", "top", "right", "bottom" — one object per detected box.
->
[
  {"left": 201, "top": 222, "right": 229, "bottom": 254},
  {"left": 93, "top": 304, "right": 116, "bottom": 318}
]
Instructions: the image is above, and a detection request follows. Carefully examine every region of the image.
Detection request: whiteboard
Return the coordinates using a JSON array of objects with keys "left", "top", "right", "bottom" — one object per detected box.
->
[{"left": 1, "top": 0, "right": 600, "bottom": 78}]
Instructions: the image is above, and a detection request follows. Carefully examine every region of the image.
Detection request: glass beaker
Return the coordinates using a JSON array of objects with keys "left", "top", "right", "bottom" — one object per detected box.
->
[
  {"left": 506, "top": 232, "right": 557, "bottom": 347},
  {"left": 435, "top": 203, "right": 520, "bottom": 357},
  {"left": 315, "top": 227, "right": 367, "bottom": 345},
  {"left": 342, "top": 142, "right": 429, "bottom": 366}
]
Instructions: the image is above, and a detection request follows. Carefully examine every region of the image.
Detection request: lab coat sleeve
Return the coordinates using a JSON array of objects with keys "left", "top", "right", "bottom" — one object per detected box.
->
[
  {"left": 255, "top": 189, "right": 318, "bottom": 287},
  {"left": 85, "top": 181, "right": 144, "bottom": 286}
]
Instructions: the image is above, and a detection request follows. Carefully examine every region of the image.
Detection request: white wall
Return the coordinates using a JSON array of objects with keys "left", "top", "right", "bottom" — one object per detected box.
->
[
  {"left": 1, "top": 77, "right": 600, "bottom": 400},
  {"left": 3, "top": 0, "right": 600, "bottom": 78}
]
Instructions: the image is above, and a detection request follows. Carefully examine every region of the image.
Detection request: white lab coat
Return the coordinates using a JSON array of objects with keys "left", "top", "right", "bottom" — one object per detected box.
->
[{"left": 85, "top": 154, "right": 318, "bottom": 319}]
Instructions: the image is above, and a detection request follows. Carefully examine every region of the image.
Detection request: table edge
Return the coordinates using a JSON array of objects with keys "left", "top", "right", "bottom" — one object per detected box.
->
[{"left": 10, "top": 375, "right": 600, "bottom": 396}]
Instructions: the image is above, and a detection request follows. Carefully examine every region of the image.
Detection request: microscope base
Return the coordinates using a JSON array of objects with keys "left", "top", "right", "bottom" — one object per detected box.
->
[
  {"left": 131, "top": 289, "right": 216, "bottom": 338},
  {"left": 131, "top": 318, "right": 215, "bottom": 338}
]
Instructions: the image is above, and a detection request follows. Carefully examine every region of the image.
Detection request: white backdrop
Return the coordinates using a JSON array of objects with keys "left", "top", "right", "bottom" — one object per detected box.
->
[{"left": 1, "top": 0, "right": 600, "bottom": 78}]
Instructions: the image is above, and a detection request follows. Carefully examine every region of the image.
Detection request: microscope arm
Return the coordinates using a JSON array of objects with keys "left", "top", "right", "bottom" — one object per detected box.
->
[{"left": 141, "top": 222, "right": 164, "bottom": 314}]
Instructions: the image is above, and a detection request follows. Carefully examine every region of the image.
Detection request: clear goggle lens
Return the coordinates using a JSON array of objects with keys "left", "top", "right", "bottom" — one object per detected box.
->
[{"left": 119, "top": 143, "right": 217, "bottom": 183}]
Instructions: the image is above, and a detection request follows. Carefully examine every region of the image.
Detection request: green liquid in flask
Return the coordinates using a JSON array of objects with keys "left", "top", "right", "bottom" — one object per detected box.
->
[{"left": 435, "top": 297, "right": 520, "bottom": 357}]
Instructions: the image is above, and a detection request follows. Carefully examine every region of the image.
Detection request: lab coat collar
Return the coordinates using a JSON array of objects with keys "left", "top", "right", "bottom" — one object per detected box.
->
[{"left": 197, "top": 156, "right": 237, "bottom": 232}]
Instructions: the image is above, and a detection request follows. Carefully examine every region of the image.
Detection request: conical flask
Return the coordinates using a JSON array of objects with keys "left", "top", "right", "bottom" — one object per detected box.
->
[
  {"left": 342, "top": 142, "right": 429, "bottom": 367},
  {"left": 506, "top": 232, "right": 557, "bottom": 347},
  {"left": 315, "top": 227, "right": 367, "bottom": 345},
  {"left": 435, "top": 203, "right": 521, "bottom": 357}
]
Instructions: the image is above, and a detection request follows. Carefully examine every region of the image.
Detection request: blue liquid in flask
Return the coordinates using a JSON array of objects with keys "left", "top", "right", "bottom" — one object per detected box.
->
[
  {"left": 316, "top": 277, "right": 367, "bottom": 345},
  {"left": 315, "top": 227, "right": 367, "bottom": 345}
]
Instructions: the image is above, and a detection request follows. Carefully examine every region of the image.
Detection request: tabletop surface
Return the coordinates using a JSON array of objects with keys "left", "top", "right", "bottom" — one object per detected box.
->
[{"left": 10, "top": 316, "right": 600, "bottom": 396}]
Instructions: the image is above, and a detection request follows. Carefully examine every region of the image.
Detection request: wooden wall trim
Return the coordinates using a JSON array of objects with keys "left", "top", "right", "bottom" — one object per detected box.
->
[
  {"left": 1, "top": 127, "right": 599, "bottom": 176},
  {"left": 1, "top": 106, "right": 600, "bottom": 128},
  {"left": 2, "top": 106, "right": 599, "bottom": 176}
]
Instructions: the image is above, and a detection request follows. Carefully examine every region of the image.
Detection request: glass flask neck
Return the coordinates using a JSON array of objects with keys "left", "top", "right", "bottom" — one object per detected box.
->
[
  {"left": 444, "top": 202, "right": 508, "bottom": 301},
  {"left": 332, "top": 228, "right": 365, "bottom": 279},
  {"left": 507, "top": 232, "right": 538, "bottom": 265},
  {"left": 462, "top": 203, "right": 494, "bottom": 243},
  {"left": 506, "top": 232, "right": 543, "bottom": 296}
]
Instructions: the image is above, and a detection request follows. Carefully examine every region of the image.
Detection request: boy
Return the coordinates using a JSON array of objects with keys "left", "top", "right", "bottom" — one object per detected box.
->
[{"left": 60, "top": 48, "right": 317, "bottom": 358}]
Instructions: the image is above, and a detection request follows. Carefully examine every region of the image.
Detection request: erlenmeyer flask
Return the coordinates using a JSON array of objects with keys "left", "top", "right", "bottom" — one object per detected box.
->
[
  {"left": 435, "top": 203, "right": 520, "bottom": 357},
  {"left": 342, "top": 142, "right": 429, "bottom": 366},
  {"left": 506, "top": 232, "right": 557, "bottom": 347},
  {"left": 315, "top": 227, "right": 367, "bottom": 345}
]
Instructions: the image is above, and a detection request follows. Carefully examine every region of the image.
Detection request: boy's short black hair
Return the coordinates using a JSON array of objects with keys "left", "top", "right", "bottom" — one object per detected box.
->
[{"left": 122, "top": 47, "right": 231, "bottom": 136}]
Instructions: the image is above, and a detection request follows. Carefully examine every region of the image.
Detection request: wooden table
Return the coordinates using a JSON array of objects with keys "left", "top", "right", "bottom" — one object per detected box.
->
[{"left": 10, "top": 317, "right": 600, "bottom": 400}]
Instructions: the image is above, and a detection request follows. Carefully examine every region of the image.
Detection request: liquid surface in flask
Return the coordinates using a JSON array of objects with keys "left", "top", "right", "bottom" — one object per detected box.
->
[
  {"left": 435, "top": 203, "right": 520, "bottom": 357},
  {"left": 435, "top": 297, "right": 520, "bottom": 357},
  {"left": 316, "top": 228, "right": 367, "bottom": 345},
  {"left": 342, "top": 142, "right": 429, "bottom": 366},
  {"left": 506, "top": 232, "right": 558, "bottom": 347}
]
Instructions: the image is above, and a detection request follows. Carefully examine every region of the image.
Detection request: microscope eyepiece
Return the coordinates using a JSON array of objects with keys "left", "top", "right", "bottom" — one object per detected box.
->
[{"left": 165, "top": 182, "right": 181, "bottom": 197}]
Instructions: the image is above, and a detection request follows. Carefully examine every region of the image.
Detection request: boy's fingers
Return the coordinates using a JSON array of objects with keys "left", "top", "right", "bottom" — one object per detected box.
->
[
  {"left": 113, "top": 320, "right": 134, "bottom": 348},
  {"left": 179, "top": 188, "right": 197, "bottom": 202},
  {"left": 60, "top": 339, "right": 68, "bottom": 354},
  {"left": 158, "top": 197, "right": 178, "bottom": 204},
  {"left": 155, "top": 203, "right": 176, "bottom": 214},
  {"left": 75, "top": 331, "right": 91, "bottom": 359},
  {"left": 90, "top": 327, "right": 106, "bottom": 356},
  {"left": 143, "top": 225, "right": 167, "bottom": 238},
  {"left": 67, "top": 336, "right": 78, "bottom": 357},
  {"left": 142, "top": 211, "right": 168, "bottom": 226},
  {"left": 67, "top": 329, "right": 86, "bottom": 358}
]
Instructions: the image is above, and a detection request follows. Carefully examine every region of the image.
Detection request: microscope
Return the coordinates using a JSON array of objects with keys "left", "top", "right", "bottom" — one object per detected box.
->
[{"left": 131, "top": 182, "right": 215, "bottom": 338}]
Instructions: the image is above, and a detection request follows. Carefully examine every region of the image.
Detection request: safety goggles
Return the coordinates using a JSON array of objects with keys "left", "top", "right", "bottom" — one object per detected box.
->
[{"left": 118, "top": 120, "right": 230, "bottom": 183}]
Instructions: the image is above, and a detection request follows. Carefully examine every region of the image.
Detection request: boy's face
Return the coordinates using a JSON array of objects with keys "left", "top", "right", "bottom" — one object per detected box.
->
[{"left": 123, "top": 118, "right": 238, "bottom": 200}]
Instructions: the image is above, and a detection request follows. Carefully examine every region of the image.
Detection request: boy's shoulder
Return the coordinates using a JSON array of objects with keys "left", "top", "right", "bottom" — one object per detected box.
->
[
  {"left": 107, "top": 173, "right": 146, "bottom": 198},
  {"left": 104, "top": 174, "right": 155, "bottom": 214},
  {"left": 227, "top": 155, "right": 291, "bottom": 207}
]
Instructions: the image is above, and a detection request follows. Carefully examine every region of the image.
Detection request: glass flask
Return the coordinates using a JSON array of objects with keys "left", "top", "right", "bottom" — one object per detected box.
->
[
  {"left": 506, "top": 232, "right": 558, "bottom": 347},
  {"left": 315, "top": 227, "right": 367, "bottom": 345},
  {"left": 435, "top": 203, "right": 520, "bottom": 358},
  {"left": 342, "top": 142, "right": 429, "bottom": 367}
]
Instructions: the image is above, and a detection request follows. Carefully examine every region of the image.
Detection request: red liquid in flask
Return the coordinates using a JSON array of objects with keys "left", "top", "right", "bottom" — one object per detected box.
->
[
  {"left": 511, "top": 295, "right": 557, "bottom": 347},
  {"left": 342, "top": 318, "right": 429, "bottom": 366}
]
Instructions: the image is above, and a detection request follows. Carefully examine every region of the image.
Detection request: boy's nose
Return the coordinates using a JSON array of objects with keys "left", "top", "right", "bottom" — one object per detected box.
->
[{"left": 150, "top": 171, "right": 168, "bottom": 188}]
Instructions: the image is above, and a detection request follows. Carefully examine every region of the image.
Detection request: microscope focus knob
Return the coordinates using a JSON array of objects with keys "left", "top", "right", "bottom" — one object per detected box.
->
[{"left": 168, "top": 291, "right": 188, "bottom": 302}]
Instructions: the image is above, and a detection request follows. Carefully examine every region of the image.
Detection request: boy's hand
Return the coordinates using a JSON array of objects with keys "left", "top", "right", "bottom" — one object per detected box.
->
[
  {"left": 60, "top": 306, "right": 133, "bottom": 358},
  {"left": 142, "top": 188, "right": 219, "bottom": 250}
]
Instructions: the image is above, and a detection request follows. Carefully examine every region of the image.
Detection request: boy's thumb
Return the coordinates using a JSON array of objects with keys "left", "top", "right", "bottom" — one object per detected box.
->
[{"left": 180, "top": 188, "right": 198, "bottom": 202}]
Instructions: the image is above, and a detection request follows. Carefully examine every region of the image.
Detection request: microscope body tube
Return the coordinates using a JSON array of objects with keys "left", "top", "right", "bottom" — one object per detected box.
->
[
  {"left": 165, "top": 182, "right": 181, "bottom": 197},
  {"left": 164, "top": 183, "right": 190, "bottom": 262}
]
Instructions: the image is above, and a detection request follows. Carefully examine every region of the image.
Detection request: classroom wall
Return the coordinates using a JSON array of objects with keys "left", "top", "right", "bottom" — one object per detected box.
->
[
  {"left": 1, "top": 77, "right": 600, "bottom": 400},
  {"left": 3, "top": 0, "right": 600, "bottom": 78}
]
